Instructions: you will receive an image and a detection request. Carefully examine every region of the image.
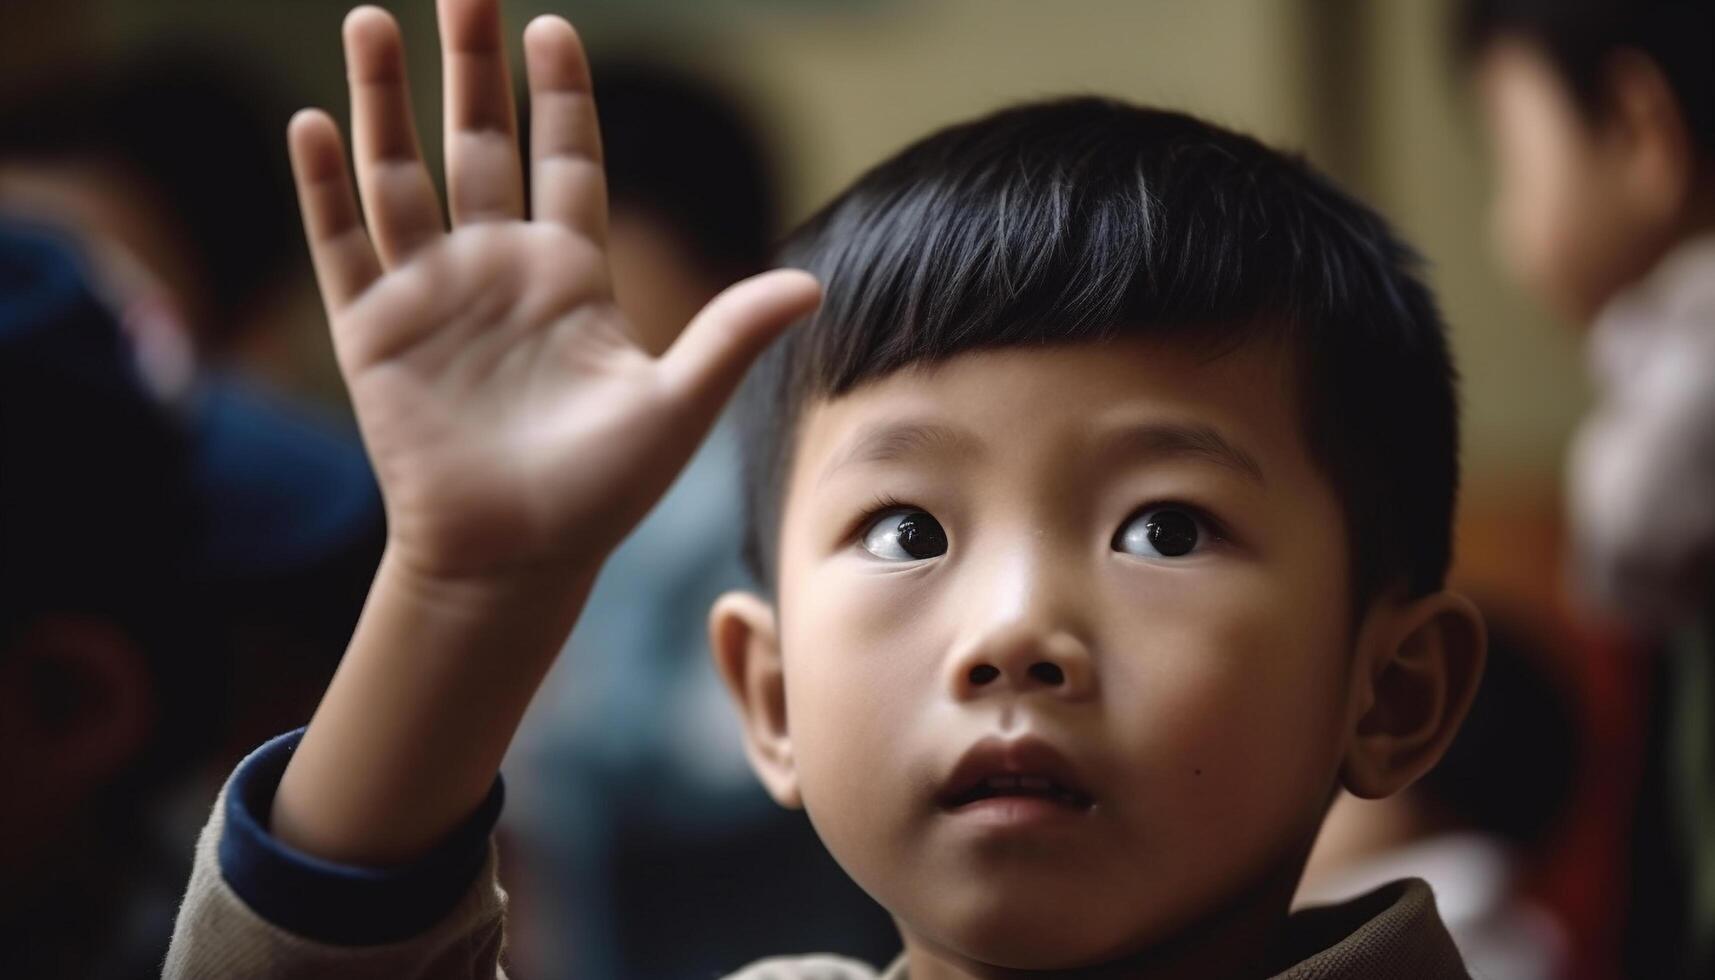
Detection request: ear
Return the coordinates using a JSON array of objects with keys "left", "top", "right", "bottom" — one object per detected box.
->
[
  {"left": 1602, "top": 49, "right": 1697, "bottom": 227},
  {"left": 0, "top": 615, "right": 157, "bottom": 798},
  {"left": 1341, "top": 592, "right": 1486, "bottom": 800},
  {"left": 708, "top": 591, "right": 800, "bottom": 809}
]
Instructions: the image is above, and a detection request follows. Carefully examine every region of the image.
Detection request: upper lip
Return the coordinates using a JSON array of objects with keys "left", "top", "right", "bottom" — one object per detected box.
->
[{"left": 935, "top": 735, "right": 1096, "bottom": 810}]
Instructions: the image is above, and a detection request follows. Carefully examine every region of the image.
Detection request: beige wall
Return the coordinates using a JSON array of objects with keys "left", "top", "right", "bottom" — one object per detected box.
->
[{"left": 674, "top": 0, "right": 1315, "bottom": 216}]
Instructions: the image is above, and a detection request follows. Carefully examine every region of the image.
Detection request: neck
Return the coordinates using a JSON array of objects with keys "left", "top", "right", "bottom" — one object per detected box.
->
[
  {"left": 1583, "top": 170, "right": 1715, "bottom": 322},
  {"left": 896, "top": 852, "right": 1309, "bottom": 980},
  {"left": 1683, "top": 167, "right": 1715, "bottom": 236},
  {"left": 1643, "top": 171, "right": 1715, "bottom": 285}
]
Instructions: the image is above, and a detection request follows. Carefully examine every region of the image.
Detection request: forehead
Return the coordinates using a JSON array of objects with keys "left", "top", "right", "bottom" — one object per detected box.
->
[{"left": 788, "top": 336, "right": 1311, "bottom": 489}]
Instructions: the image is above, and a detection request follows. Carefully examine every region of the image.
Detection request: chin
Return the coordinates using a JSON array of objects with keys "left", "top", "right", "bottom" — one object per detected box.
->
[
  {"left": 915, "top": 882, "right": 1166, "bottom": 972},
  {"left": 938, "top": 931, "right": 1115, "bottom": 973}
]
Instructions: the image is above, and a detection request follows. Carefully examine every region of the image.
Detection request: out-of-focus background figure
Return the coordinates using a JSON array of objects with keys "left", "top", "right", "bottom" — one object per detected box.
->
[
  {"left": 0, "top": 51, "right": 300, "bottom": 376},
  {"left": 5, "top": 1, "right": 1703, "bottom": 977},
  {"left": 1462, "top": 0, "right": 1715, "bottom": 630},
  {"left": 1457, "top": 2, "right": 1715, "bottom": 977},
  {"left": 0, "top": 219, "right": 385, "bottom": 979},
  {"left": 0, "top": 46, "right": 384, "bottom": 980},
  {"left": 0, "top": 47, "right": 388, "bottom": 724}
]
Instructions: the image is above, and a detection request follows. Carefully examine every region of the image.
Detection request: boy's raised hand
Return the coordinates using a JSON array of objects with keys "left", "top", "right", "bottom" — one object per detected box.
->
[
  {"left": 291, "top": 0, "right": 818, "bottom": 584},
  {"left": 268, "top": 0, "right": 816, "bottom": 866}
]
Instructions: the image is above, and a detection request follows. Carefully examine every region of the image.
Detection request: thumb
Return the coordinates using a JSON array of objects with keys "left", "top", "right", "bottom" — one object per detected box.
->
[{"left": 659, "top": 268, "right": 821, "bottom": 415}]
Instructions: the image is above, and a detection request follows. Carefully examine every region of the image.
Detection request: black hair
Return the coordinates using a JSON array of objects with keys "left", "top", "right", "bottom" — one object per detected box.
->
[
  {"left": 738, "top": 97, "right": 1459, "bottom": 608},
  {"left": 0, "top": 47, "right": 302, "bottom": 345},
  {"left": 549, "top": 61, "right": 778, "bottom": 280},
  {"left": 1457, "top": 0, "right": 1715, "bottom": 155}
]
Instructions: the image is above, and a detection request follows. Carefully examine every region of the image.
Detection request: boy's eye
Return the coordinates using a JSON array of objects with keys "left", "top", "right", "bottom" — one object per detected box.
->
[
  {"left": 861, "top": 509, "right": 949, "bottom": 561},
  {"left": 1113, "top": 507, "right": 1207, "bottom": 559}
]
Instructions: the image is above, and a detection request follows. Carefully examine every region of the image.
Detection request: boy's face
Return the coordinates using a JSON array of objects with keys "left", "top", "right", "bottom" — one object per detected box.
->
[
  {"left": 763, "top": 338, "right": 1370, "bottom": 968},
  {"left": 1475, "top": 39, "right": 1688, "bottom": 323}
]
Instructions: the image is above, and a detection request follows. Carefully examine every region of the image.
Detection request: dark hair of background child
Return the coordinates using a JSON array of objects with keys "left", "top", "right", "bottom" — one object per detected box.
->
[
  {"left": 520, "top": 60, "right": 779, "bottom": 283},
  {"left": 0, "top": 47, "right": 303, "bottom": 346},
  {"left": 1457, "top": 0, "right": 1715, "bottom": 154}
]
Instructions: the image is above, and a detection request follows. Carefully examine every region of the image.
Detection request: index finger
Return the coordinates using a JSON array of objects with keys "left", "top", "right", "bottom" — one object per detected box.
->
[{"left": 288, "top": 109, "right": 383, "bottom": 314}]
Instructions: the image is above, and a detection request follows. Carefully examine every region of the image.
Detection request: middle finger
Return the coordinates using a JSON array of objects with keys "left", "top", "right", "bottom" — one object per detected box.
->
[{"left": 438, "top": 0, "right": 525, "bottom": 226}]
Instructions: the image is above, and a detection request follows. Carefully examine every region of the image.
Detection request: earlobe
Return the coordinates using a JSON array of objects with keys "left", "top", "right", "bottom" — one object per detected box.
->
[
  {"left": 708, "top": 591, "right": 801, "bottom": 809},
  {"left": 1341, "top": 591, "right": 1486, "bottom": 800}
]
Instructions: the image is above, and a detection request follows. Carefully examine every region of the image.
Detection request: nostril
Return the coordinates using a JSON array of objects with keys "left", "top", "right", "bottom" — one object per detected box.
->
[
  {"left": 1028, "top": 662, "right": 1065, "bottom": 686},
  {"left": 968, "top": 664, "right": 1001, "bottom": 685}
]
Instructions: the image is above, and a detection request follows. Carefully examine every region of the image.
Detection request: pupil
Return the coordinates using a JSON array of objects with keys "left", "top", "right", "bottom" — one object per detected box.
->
[
  {"left": 897, "top": 512, "right": 947, "bottom": 559},
  {"left": 1146, "top": 511, "right": 1198, "bottom": 557}
]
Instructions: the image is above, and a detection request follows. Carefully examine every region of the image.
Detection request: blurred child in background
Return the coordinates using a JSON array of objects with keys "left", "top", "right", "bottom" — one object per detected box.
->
[
  {"left": 1461, "top": 1, "right": 1715, "bottom": 976},
  {"left": 0, "top": 51, "right": 384, "bottom": 979}
]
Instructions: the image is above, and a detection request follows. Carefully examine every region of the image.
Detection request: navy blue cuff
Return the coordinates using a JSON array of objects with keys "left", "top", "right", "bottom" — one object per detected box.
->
[{"left": 217, "top": 728, "right": 506, "bottom": 946}]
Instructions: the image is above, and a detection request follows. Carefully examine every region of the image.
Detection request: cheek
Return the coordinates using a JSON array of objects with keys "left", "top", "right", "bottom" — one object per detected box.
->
[
  {"left": 1486, "top": 75, "right": 1620, "bottom": 317},
  {"left": 1105, "top": 574, "right": 1349, "bottom": 802},
  {"left": 1096, "top": 553, "right": 1354, "bottom": 861},
  {"left": 776, "top": 566, "right": 939, "bottom": 842},
  {"left": 1492, "top": 121, "right": 1582, "bottom": 286},
  {"left": 1077, "top": 591, "right": 1346, "bottom": 942}
]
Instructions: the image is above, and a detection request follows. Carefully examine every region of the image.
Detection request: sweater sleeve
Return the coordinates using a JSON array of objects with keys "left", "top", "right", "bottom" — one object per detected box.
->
[{"left": 163, "top": 730, "right": 511, "bottom": 980}]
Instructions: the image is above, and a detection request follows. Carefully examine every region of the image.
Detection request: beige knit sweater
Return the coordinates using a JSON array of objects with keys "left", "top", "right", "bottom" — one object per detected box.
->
[{"left": 163, "top": 780, "right": 1468, "bottom": 980}]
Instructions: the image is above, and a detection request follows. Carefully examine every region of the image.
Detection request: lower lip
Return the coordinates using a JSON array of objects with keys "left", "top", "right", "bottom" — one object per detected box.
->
[{"left": 943, "top": 795, "right": 1091, "bottom": 828}]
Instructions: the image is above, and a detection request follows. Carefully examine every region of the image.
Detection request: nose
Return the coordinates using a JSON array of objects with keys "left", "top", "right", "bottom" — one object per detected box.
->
[{"left": 945, "top": 597, "right": 1097, "bottom": 703}]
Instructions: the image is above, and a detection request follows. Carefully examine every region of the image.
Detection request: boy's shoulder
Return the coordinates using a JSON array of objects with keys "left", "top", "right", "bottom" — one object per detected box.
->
[
  {"left": 722, "top": 952, "right": 901, "bottom": 980},
  {"left": 1276, "top": 878, "right": 1469, "bottom": 979}
]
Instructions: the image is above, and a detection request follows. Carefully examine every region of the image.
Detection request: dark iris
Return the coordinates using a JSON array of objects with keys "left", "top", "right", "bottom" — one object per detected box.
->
[
  {"left": 1146, "top": 510, "right": 1198, "bottom": 557},
  {"left": 896, "top": 512, "right": 948, "bottom": 559}
]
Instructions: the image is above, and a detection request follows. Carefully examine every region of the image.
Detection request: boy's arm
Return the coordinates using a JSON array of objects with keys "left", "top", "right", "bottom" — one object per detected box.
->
[
  {"left": 269, "top": 0, "right": 818, "bottom": 867},
  {"left": 166, "top": 732, "right": 510, "bottom": 980}
]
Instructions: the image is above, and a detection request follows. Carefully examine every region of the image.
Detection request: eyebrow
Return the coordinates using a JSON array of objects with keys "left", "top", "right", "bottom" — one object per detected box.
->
[
  {"left": 819, "top": 419, "right": 981, "bottom": 485},
  {"left": 1095, "top": 421, "right": 1267, "bottom": 486},
  {"left": 819, "top": 416, "right": 1264, "bottom": 488}
]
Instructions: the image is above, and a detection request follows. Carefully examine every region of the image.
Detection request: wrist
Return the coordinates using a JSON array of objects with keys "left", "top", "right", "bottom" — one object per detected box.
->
[
  {"left": 269, "top": 545, "right": 600, "bottom": 865},
  {"left": 374, "top": 539, "right": 603, "bottom": 628}
]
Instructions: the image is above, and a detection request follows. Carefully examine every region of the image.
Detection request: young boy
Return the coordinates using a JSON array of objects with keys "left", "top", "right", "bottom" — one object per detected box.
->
[
  {"left": 1462, "top": 2, "right": 1715, "bottom": 977},
  {"left": 164, "top": 1, "right": 1487, "bottom": 977}
]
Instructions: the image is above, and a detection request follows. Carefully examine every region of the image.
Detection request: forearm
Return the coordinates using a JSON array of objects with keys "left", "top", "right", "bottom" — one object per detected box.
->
[
  {"left": 258, "top": 0, "right": 814, "bottom": 876},
  {"left": 271, "top": 546, "right": 596, "bottom": 865}
]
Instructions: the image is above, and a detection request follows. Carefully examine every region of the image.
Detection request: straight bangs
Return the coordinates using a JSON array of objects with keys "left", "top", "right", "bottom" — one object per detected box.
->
[{"left": 740, "top": 98, "right": 1456, "bottom": 604}]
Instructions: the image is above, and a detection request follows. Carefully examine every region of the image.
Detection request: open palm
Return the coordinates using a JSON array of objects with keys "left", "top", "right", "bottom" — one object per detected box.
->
[{"left": 289, "top": 0, "right": 818, "bottom": 582}]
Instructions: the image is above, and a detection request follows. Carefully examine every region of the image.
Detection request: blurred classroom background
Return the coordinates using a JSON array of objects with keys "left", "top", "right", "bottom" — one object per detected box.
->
[
  {"left": 2, "top": 0, "right": 1589, "bottom": 467},
  {"left": 0, "top": 2, "right": 1637, "bottom": 979}
]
